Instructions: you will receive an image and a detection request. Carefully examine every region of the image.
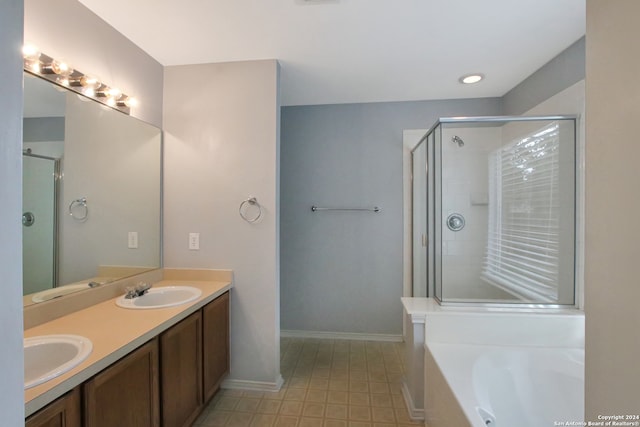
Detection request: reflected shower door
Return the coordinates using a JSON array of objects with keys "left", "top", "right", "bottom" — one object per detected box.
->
[
  {"left": 412, "top": 140, "right": 428, "bottom": 297},
  {"left": 23, "top": 155, "right": 59, "bottom": 295}
]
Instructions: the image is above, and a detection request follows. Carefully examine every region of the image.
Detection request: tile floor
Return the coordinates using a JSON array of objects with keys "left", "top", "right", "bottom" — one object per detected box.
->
[{"left": 194, "top": 337, "right": 423, "bottom": 427}]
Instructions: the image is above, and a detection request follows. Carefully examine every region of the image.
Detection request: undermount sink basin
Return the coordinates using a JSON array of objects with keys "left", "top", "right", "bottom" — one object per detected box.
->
[
  {"left": 31, "top": 283, "right": 88, "bottom": 303},
  {"left": 24, "top": 335, "right": 93, "bottom": 389},
  {"left": 115, "top": 286, "right": 202, "bottom": 309}
]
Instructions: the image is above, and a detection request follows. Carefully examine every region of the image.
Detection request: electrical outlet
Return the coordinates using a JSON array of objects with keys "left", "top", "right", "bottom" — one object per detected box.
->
[
  {"left": 189, "top": 232, "right": 200, "bottom": 250},
  {"left": 128, "top": 231, "right": 138, "bottom": 249}
]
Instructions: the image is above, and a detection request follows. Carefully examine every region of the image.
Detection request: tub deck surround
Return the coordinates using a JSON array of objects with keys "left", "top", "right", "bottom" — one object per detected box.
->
[
  {"left": 24, "top": 270, "right": 233, "bottom": 417},
  {"left": 427, "top": 343, "right": 584, "bottom": 427},
  {"left": 405, "top": 297, "right": 585, "bottom": 427},
  {"left": 400, "top": 298, "right": 428, "bottom": 421}
]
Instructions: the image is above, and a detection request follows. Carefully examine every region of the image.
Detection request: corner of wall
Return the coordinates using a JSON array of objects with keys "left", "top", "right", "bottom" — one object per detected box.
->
[
  {"left": 0, "top": 0, "right": 27, "bottom": 423},
  {"left": 502, "top": 36, "right": 585, "bottom": 115}
]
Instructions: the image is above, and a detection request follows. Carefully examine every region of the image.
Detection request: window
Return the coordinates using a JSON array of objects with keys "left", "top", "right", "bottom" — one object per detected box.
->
[{"left": 482, "top": 122, "right": 566, "bottom": 302}]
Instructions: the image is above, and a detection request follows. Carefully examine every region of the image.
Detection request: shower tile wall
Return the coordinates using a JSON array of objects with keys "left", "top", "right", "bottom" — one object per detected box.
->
[{"left": 440, "top": 127, "right": 511, "bottom": 301}]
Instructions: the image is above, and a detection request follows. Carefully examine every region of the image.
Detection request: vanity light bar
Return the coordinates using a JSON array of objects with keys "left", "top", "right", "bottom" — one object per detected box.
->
[{"left": 22, "top": 45, "right": 137, "bottom": 115}]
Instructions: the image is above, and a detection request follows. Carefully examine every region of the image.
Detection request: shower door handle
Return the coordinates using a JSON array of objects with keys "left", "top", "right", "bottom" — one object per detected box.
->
[{"left": 422, "top": 234, "right": 427, "bottom": 247}]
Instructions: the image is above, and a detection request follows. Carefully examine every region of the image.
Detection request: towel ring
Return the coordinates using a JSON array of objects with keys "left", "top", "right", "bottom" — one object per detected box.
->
[
  {"left": 239, "top": 197, "right": 263, "bottom": 223},
  {"left": 69, "top": 197, "right": 88, "bottom": 221}
]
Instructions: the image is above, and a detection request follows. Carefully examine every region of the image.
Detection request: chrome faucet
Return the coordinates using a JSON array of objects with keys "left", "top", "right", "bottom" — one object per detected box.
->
[{"left": 124, "top": 282, "right": 152, "bottom": 299}]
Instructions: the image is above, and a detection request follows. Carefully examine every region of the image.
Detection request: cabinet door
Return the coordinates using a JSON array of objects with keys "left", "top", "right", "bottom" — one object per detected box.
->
[
  {"left": 203, "top": 291, "right": 230, "bottom": 402},
  {"left": 83, "top": 338, "right": 160, "bottom": 427},
  {"left": 26, "top": 387, "right": 81, "bottom": 427},
  {"left": 160, "top": 311, "right": 203, "bottom": 427}
]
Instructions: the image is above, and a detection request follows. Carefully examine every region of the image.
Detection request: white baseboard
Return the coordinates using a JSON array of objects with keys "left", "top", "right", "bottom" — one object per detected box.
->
[
  {"left": 222, "top": 375, "right": 284, "bottom": 393},
  {"left": 281, "top": 329, "right": 403, "bottom": 343},
  {"left": 401, "top": 381, "right": 425, "bottom": 421}
]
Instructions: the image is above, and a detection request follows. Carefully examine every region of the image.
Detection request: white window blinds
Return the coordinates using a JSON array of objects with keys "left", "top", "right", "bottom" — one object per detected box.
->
[{"left": 481, "top": 122, "right": 562, "bottom": 302}]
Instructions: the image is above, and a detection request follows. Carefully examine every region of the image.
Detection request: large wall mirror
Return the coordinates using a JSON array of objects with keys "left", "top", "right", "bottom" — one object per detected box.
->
[{"left": 23, "top": 73, "right": 162, "bottom": 306}]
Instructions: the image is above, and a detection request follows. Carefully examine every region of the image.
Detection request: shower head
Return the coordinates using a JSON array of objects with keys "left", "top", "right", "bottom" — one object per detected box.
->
[{"left": 451, "top": 136, "right": 464, "bottom": 147}]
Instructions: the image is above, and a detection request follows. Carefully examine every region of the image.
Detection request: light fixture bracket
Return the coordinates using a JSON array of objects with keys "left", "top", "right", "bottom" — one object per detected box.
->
[{"left": 23, "top": 50, "right": 135, "bottom": 115}]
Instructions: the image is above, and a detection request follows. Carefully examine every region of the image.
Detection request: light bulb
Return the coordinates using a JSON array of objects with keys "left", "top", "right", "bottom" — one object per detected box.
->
[
  {"left": 116, "top": 95, "right": 138, "bottom": 109},
  {"left": 42, "top": 59, "right": 72, "bottom": 76},
  {"left": 108, "top": 87, "right": 121, "bottom": 98},
  {"left": 125, "top": 97, "right": 138, "bottom": 108},
  {"left": 28, "top": 61, "right": 41, "bottom": 73},
  {"left": 83, "top": 86, "right": 96, "bottom": 97},
  {"left": 51, "top": 60, "right": 71, "bottom": 75},
  {"left": 22, "top": 44, "right": 42, "bottom": 73},
  {"left": 80, "top": 75, "right": 100, "bottom": 89},
  {"left": 22, "top": 44, "right": 40, "bottom": 60}
]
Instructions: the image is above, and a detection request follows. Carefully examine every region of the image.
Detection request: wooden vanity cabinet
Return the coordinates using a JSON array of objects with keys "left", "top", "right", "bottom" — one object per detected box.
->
[
  {"left": 203, "top": 291, "right": 230, "bottom": 402},
  {"left": 160, "top": 311, "right": 203, "bottom": 427},
  {"left": 27, "top": 290, "right": 230, "bottom": 427},
  {"left": 83, "top": 338, "right": 160, "bottom": 427},
  {"left": 159, "top": 291, "right": 230, "bottom": 426},
  {"left": 26, "top": 387, "right": 81, "bottom": 427}
]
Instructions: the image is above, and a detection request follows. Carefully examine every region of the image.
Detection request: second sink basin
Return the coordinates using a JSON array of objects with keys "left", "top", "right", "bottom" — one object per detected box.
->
[
  {"left": 115, "top": 286, "right": 202, "bottom": 309},
  {"left": 25, "top": 335, "right": 93, "bottom": 389}
]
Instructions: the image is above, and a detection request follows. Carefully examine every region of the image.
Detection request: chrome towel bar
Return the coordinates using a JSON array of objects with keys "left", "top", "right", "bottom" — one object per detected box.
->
[{"left": 311, "top": 206, "right": 381, "bottom": 213}]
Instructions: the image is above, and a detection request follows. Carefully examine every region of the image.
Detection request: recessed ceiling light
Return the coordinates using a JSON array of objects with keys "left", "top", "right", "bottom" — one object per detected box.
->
[{"left": 459, "top": 74, "right": 484, "bottom": 84}]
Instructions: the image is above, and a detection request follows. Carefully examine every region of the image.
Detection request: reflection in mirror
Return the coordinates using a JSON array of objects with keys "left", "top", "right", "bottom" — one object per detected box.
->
[{"left": 23, "top": 73, "right": 162, "bottom": 305}]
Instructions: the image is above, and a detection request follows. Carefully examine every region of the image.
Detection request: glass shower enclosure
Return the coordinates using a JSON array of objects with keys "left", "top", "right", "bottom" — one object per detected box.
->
[
  {"left": 22, "top": 152, "right": 61, "bottom": 295},
  {"left": 411, "top": 116, "right": 577, "bottom": 305}
]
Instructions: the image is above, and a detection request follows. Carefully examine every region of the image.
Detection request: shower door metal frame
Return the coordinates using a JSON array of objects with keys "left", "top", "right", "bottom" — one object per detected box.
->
[
  {"left": 410, "top": 115, "right": 579, "bottom": 308},
  {"left": 23, "top": 151, "right": 62, "bottom": 289},
  {"left": 410, "top": 131, "right": 435, "bottom": 298}
]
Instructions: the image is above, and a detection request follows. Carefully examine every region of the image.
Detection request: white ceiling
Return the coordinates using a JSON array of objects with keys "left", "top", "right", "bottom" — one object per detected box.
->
[{"left": 78, "top": 0, "right": 585, "bottom": 107}]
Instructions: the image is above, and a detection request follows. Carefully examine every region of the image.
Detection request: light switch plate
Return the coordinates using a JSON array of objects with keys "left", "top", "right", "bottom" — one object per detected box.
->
[
  {"left": 189, "top": 232, "right": 200, "bottom": 250},
  {"left": 128, "top": 231, "right": 138, "bottom": 249}
]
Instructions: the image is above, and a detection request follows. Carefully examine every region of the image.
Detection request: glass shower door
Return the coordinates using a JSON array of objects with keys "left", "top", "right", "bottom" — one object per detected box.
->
[
  {"left": 436, "top": 118, "right": 576, "bottom": 305},
  {"left": 23, "top": 154, "right": 59, "bottom": 295},
  {"left": 411, "top": 131, "right": 436, "bottom": 297}
]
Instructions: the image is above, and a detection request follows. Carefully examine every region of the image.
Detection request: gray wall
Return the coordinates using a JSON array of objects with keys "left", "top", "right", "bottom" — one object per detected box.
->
[
  {"left": 503, "top": 37, "right": 585, "bottom": 115},
  {"left": 280, "top": 98, "right": 502, "bottom": 335},
  {"left": 0, "top": 0, "right": 26, "bottom": 423},
  {"left": 25, "top": 0, "right": 163, "bottom": 127},
  {"left": 23, "top": 117, "right": 64, "bottom": 142},
  {"left": 585, "top": 0, "right": 640, "bottom": 417}
]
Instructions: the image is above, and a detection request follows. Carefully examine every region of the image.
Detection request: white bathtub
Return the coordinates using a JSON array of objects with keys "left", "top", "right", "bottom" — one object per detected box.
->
[
  {"left": 421, "top": 305, "right": 584, "bottom": 427},
  {"left": 427, "top": 343, "right": 584, "bottom": 427}
]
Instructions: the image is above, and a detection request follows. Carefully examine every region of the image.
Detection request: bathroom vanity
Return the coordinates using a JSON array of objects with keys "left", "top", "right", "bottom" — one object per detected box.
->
[{"left": 24, "top": 272, "right": 231, "bottom": 427}]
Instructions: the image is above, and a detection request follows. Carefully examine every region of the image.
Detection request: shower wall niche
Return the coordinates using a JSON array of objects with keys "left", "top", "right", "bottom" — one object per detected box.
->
[{"left": 412, "top": 116, "right": 577, "bottom": 305}]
